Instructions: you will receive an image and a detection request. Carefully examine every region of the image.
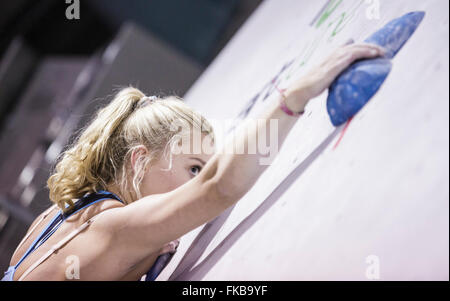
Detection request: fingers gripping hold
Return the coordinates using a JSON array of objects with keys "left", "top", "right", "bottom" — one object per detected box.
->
[{"left": 159, "top": 239, "right": 180, "bottom": 255}]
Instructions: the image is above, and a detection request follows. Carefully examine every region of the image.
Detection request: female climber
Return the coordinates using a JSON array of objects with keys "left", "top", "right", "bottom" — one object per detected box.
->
[{"left": 2, "top": 42, "right": 384, "bottom": 280}]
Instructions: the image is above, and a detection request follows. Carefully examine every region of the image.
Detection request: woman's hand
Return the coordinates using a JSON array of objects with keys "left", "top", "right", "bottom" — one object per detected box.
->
[
  {"left": 158, "top": 239, "right": 180, "bottom": 255},
  {"left": 284, "top": 43, "right": 386, "bottom": 108}
]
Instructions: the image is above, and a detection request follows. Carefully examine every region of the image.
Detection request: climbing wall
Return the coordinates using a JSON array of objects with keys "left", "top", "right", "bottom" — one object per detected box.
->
[{"left": 157, "top": 0, "right": 449, "bottom": 280}]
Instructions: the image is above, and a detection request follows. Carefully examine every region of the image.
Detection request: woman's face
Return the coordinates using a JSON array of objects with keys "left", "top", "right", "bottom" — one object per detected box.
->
[{"left": 139, "top": 132, "right": 215, "bottom": 197}]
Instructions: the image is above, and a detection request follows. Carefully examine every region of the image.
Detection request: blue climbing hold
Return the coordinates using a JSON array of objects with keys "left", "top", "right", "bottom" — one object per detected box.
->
[
  {"left": 364, "top": 11, "right": 425, "bottom": 59},
  {"left": 327, "top": 58, "right": 392, "bottom": 126},
  {"left": 327, "top": 11, "right": 425, "bottom": 126}
]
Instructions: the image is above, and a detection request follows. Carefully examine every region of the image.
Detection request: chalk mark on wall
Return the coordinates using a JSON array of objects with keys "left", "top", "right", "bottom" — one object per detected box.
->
[{"left": 228, "top": 0, "right": 364, "bottom": 136}]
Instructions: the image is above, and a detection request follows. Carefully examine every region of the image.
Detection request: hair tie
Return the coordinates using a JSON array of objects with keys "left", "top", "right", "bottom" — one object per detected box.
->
[
  {"left": 135, "top": 96, "right": 157, "bottom": 110},
  {"left": 142, "top": 96, "right": 157, "bottom": 102}
]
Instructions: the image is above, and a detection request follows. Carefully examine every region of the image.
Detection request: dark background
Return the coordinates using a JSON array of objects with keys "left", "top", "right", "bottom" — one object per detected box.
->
[{"left": 0, "top": 0, "right": 262, "bottom": 64}]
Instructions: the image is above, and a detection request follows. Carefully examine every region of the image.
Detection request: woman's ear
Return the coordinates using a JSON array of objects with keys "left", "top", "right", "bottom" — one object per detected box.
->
[{"left": 130, "top": 145, "right": 149, "bottom": 173}]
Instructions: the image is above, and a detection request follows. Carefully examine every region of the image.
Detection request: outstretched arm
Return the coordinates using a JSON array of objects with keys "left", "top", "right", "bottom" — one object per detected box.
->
[{"left": 99, "top": 43, "right": 385, "bottom": 263}]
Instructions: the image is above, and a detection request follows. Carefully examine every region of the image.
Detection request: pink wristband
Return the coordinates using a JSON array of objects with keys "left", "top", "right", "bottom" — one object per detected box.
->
[{"left": 275, "top": 86, "right": 304, "bottom": 117}]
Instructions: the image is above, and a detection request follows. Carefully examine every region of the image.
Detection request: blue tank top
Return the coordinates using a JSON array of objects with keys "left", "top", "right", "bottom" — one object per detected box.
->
[{"left": 1, "top": 190, "right": 169, "bottom": 281}]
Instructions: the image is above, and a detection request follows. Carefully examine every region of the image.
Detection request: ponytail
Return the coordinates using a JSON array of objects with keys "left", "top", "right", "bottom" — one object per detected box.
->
[
  {"left": 47, "top": 86, "right": 215, "bottom": 211},
  {"left": 47, "top": 87, "right": 144, "bottom": 211}
]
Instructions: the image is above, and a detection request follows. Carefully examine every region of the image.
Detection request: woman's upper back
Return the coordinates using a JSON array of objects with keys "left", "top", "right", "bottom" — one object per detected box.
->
[{"left": 5, "top": 191, "right": 126, "bottom": 281}]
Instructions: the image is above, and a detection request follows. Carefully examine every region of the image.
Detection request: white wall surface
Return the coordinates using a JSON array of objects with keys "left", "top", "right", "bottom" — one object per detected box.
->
[{"left": 157, "top": 0, "right": 449, "bottom": 280}]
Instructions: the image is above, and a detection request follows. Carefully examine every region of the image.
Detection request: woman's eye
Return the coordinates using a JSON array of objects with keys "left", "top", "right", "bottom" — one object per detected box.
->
[{"left": 189, "top": 165, "right": 202, "bottom": 176}]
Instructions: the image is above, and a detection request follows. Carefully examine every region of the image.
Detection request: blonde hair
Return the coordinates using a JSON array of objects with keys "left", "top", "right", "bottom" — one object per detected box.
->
[{"left": 47, "top": 86, "right": 215, "bottom": 212}]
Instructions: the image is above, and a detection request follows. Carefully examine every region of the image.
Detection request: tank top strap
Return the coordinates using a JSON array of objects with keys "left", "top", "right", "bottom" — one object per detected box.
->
[
  {"left": 62, "top": 190, "right": 124, "bottom": 219},
  {"left": 13, "top": 210, "right": 61, "bottom": 269},
  {"left": 15, "top": 204, "right": 57, "bottom": 251},
  {"left": 17, "top": 211, "right": 106, "bottom": 281},
  {"left": 12, "top": 190, "right": 123, "bottom": 274}
]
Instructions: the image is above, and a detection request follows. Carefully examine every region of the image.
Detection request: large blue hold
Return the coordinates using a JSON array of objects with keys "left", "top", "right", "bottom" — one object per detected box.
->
[
  {"left": 365, "top": 11, "right": 426, "bottom": 59},
  {"left": 327, "top": 11, "right": 425, "bottom": 126},
  {"left": 327, "top": 58, "right": 392, "bottom": 126}
]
